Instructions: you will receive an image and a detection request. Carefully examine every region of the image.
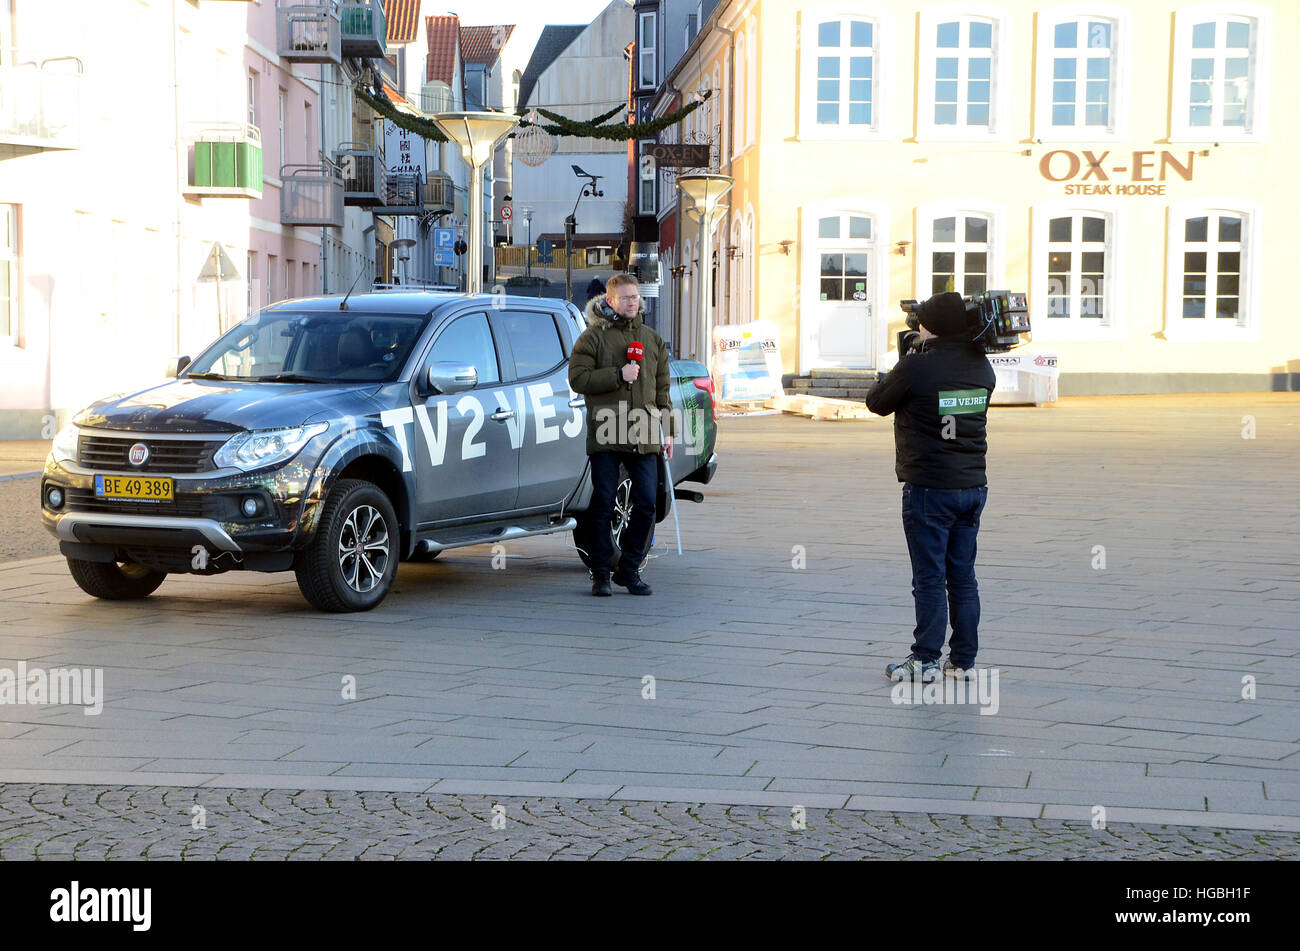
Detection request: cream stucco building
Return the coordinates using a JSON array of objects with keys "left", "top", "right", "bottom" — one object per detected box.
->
[{"left": 653, "top": 0, "right": 1297, "bottom": 393}]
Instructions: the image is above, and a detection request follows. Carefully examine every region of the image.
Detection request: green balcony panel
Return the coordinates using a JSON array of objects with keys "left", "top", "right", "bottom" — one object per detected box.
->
[{"left": 341, "top": 8, "right": 372, "bottom": 33}]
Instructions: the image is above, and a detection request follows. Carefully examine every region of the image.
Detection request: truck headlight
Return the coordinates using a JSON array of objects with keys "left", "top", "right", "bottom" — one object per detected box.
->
[
  {"left": 51, "top": 424, "right": 79, "bottom": 464},
  {"left": 214, "top": 423, "right": 328, "bottom": 472}
]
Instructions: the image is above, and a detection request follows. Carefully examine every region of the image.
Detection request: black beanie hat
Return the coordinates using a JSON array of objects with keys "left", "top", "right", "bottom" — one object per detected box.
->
[{"left": 918, "top": 291, "right": 969, "bottom": 337}]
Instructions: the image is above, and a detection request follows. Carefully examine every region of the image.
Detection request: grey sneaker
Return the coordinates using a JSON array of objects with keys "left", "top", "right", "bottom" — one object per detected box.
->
[
  {"left": 886, "top": 655, "right": 941, "bottom": 683},
  {"left": 944, "top": 659, "right": 976, "bottom": 680}
]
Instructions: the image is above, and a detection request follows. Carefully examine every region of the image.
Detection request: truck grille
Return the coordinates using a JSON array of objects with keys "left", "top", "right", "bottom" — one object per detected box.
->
[
  {"left": 77, "top": 434, "right": 226, "bottom": 473},
  {"left": 63, "top": 487, "right": 217, "bottom": 518}
]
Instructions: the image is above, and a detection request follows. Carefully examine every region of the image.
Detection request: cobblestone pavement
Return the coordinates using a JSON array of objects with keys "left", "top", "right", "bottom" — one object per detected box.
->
[{"left": 1, "top": 784, "right": 1297, "bottom": 860}]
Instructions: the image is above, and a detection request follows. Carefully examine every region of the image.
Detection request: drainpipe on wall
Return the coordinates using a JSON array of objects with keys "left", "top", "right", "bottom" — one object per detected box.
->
[{"left": 712, "top": 24, "right": 735, "bottom": 327}]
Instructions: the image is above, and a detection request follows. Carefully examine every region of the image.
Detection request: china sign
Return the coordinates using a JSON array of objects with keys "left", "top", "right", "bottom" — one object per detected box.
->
[{"left": 384, "top": 123, "right": 425, "bottom": 182}]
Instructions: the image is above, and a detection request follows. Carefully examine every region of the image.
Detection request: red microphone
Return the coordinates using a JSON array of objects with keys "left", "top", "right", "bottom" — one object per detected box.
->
[{"left": 626, "top": 342, "right": 644, "bottom": 391}]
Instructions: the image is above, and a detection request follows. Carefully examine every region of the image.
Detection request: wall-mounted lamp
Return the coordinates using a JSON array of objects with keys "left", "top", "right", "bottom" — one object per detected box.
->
[
  {"left": 895, "top": 240, "right": 911, "bottom": 256},
  {"left": 670, "top": 264, "right": 686, "bottom": 277},
  {"left": 1198, "top": 148, "right": 1210, "bottom": 156},
  {"left": 727, "top": 245, "right": 742, "bottom": 259},
  {"left": 778, "top": 240, "right": 794, "bottom": 255}
]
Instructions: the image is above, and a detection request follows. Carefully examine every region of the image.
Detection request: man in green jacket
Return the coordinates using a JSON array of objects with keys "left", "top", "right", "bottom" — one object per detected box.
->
[{"left": 569, "top": 273, "right": 674, "bottom": 597}]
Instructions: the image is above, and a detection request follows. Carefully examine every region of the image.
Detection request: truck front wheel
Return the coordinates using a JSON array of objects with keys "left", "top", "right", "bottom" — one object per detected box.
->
[
  {"left": 295, "top": 479, "right": 399, "bottom": 612},
  {"left": 66, "top": 558, "right": 166, "bottom": 600}
]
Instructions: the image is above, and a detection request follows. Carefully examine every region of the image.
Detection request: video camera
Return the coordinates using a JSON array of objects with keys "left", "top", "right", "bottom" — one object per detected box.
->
[{"left": 897, "top": 291, "right": 1031, "bottom": 355}]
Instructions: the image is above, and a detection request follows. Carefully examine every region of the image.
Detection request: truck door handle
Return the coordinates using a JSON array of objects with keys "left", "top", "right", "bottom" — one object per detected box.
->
[
  {"left": 491, "top": 410, "right": 516, "bottom": 422},
  {"left": 568, "top": 397, "right": 585, "bottom": 408}
]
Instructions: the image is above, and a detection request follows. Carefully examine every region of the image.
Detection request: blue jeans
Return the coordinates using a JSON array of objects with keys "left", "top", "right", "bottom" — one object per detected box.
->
[
  {"left": 901, "top": 483, "right": 988, "bottom": 666},
  {"left": 588, "top": 452, "right": 658, "bottom": 574}
]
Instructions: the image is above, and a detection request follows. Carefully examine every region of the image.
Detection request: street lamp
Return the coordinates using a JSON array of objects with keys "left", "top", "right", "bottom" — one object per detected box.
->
[
  {"left": 391, "top": 237, "right": 416, "bottom": 286},
  {"left": 522, "top": 208, "right": 534, "bottom": 280},
  {"left": 677, "top": 173, "right": 733, "bottom": 369},
  {"left": 568, "top": 165, "right": 604, "bottom": 305},
  {"left": 430, "top": 111, "right": 520, "bottom": 294}
]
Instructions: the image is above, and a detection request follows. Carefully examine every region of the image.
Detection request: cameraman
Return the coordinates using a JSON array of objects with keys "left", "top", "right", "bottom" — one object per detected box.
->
[{"left": 865, "top": 291, "right": 996, "bottom": 684}]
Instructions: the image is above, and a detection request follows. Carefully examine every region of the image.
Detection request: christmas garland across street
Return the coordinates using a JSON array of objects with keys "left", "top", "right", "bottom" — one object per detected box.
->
[{"left": 355, "top": 86, "right": 711, "bottom": 143}]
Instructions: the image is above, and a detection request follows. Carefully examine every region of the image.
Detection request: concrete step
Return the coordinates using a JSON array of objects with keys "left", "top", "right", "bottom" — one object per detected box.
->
[
  {"left": 809, "top": 367, "right": 877, "bottom": 379},
  {"left": 787, "top": 387, "right": 871, "bottom": 399},
  {"left": 789, "top": 376, "right": 877, "bottom": 392}
]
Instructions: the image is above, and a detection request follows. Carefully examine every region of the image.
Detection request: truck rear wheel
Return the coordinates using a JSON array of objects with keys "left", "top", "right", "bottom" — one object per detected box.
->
[
  {"left": 66, "top": 558, "right": 167, "bottom": 600},
  {"left": 295, "top": 479, "right": 399, "bottom": 612},
  {"left": 574, "top": 469, "right": 652, "bottom": 572}
]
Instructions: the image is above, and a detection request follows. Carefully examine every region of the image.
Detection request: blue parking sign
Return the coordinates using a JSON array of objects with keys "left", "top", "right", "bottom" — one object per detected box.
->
[
  {"left": 434, "top": 250, "right": 455, "bottom": 267},
  {"left": 435, "top": 228, "right": 454, "bottom": 250}
]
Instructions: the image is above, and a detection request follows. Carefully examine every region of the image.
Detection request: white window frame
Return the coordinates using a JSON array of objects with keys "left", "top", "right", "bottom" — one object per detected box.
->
[
  {"left": 1171, "top": 5, "right": 1271, "bottom": 141},
  {"left": 248, "top": 70, "right": 258, "bottom": 127},
  {"left": 638, "top": 139, "right": 655, "bottom": 215},
  {"left": 1034, "top": 6, "right": 1131, "bottom": 141},
  {"left": 745, "top": 17, "right": 757, "bottom": 147},
  {"left": 0, "top": 203, "right": 17, "bottom": 348},
  {"left": 732, "top": 30, "right": 746, "bottom": 158},
  {"left": 1030, "top": 202, "right": 1125, "bottom": 342},
  {"left": 742, "top": 205, "right": 756, "bottom": 325},
  {"left": 798, "top": 6, "right": 890, "bottom": 141},
  {"left": 915, "top": 199, "right": 1005, "bottom": 300},
  {"left": 1163, "top": 199, "right": 1260, "bottom": 342},
  {"left": 278, "top": 88, "right": 286, "bottom": 168},
  {"left": 917, "top": 5, "right": 1012, "bottom": 141},
  {"left": 638, "top": 12, "right": 657, "bottom": 89}
]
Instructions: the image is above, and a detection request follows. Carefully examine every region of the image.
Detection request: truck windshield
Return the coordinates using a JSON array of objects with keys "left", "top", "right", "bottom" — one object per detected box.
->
[{"left": 185, "top": 312, "right": 431, "bottom": 383}]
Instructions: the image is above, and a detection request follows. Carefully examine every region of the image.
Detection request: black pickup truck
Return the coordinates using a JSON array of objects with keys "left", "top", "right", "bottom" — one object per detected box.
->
[{"left": 40, "top": 292, "right": 718, "bottom": 611}]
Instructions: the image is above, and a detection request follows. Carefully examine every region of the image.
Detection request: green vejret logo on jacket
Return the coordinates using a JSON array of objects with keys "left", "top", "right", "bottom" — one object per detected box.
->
[{"left": 937, "top": 388, "right": 989, "bottom": 414}]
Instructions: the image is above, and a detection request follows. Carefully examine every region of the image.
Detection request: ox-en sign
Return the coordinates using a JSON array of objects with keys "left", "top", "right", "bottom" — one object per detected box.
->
[{"left": 1039, "top": 149, "right": 1197, "bottom": 196}]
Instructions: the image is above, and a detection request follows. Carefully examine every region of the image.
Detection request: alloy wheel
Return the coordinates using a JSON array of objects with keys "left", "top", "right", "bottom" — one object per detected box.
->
[{"left": 337, "top": 503, "right": 390, "bottom": 593}]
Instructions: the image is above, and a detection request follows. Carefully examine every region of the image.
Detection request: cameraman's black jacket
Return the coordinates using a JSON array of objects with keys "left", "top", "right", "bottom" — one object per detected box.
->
[{"left": 865, "top": 339, "right": 996, "bottom": 488}]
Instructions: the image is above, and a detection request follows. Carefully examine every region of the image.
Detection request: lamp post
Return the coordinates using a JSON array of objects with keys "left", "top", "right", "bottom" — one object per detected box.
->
[
  {"left": 430, "top": 111, "right": 521, "bottom": 294},
  {"left": 567, "top": 165, "right": 604, "bottom": 305},
  {"left": 522, "top": 208, "right": 533, "bottom": 280},
  {"left": 677, "top": 173, "right": 733, "bottom": 370}
]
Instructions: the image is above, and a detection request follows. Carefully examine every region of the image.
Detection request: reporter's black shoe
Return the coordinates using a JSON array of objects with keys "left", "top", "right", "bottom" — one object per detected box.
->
[
  {"left": 591, "top": 571, "right": 612, "bottom": 597},
  {"left": 612, "top": 565, "right": 652, "bottom": 595}
]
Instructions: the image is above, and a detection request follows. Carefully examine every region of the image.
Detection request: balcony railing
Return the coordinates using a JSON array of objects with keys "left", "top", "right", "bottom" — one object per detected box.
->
[
  {"left": 281, "top": 162, "right": 345, "bottom": 227},
  {"left": 335, "top": 142, "right": 386, "bottom": 205},
  {"left": 374, "top": 173, "right": 424, "bottom": 215},
  {"left": 185, "top": 124, "right": 263, "bottom": 198},
  {"left": 423, "top": 173, "right": 453, "bottom": 214},
  {"left": 340, "top": 1, "right": 386, "bottom": 58},
  {"left": 0, "top": 51, "right": 83, "bottom": 151},
  {"left": 277, "top": 2, "right": 342, "bottom": 64}
]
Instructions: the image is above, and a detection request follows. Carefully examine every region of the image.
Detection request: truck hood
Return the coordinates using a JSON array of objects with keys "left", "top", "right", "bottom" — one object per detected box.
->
[{"left": 73, "top": 378, "right": 386, "bottom": 434}]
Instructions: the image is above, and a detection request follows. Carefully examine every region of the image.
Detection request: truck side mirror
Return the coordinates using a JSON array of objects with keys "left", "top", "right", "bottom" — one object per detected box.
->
[
  {"left": 167, "top": 355, "right": 191, "bottom": 378},
  {"left": 424, "top": 362, "right": 478, "bottom": 395}
]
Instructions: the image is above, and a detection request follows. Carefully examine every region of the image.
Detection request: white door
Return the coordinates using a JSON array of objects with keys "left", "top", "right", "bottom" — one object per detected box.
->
[{"left": 802, "top": 213, "right": 876, "bottom": 371}]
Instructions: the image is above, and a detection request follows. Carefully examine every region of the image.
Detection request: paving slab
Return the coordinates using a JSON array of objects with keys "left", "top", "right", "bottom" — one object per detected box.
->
[{"left": 1, "top": 397, "right": 1298, "bottom": 848}]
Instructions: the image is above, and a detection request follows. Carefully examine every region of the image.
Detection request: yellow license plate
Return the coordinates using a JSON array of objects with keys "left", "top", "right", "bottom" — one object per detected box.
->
[{"left": 94, "top": 475, "right": 174, "bottom": 501}]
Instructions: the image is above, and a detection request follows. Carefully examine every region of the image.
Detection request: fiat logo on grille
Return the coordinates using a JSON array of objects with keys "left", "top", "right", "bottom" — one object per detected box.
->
[{"left": 128, "top": 443, "right": 150, "bottom": 467}]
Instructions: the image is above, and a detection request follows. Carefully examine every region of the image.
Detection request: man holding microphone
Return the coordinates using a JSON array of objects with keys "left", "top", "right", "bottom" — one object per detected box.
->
[{"left": 569, "top": 274, "right": 674, "bottom": 597}]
